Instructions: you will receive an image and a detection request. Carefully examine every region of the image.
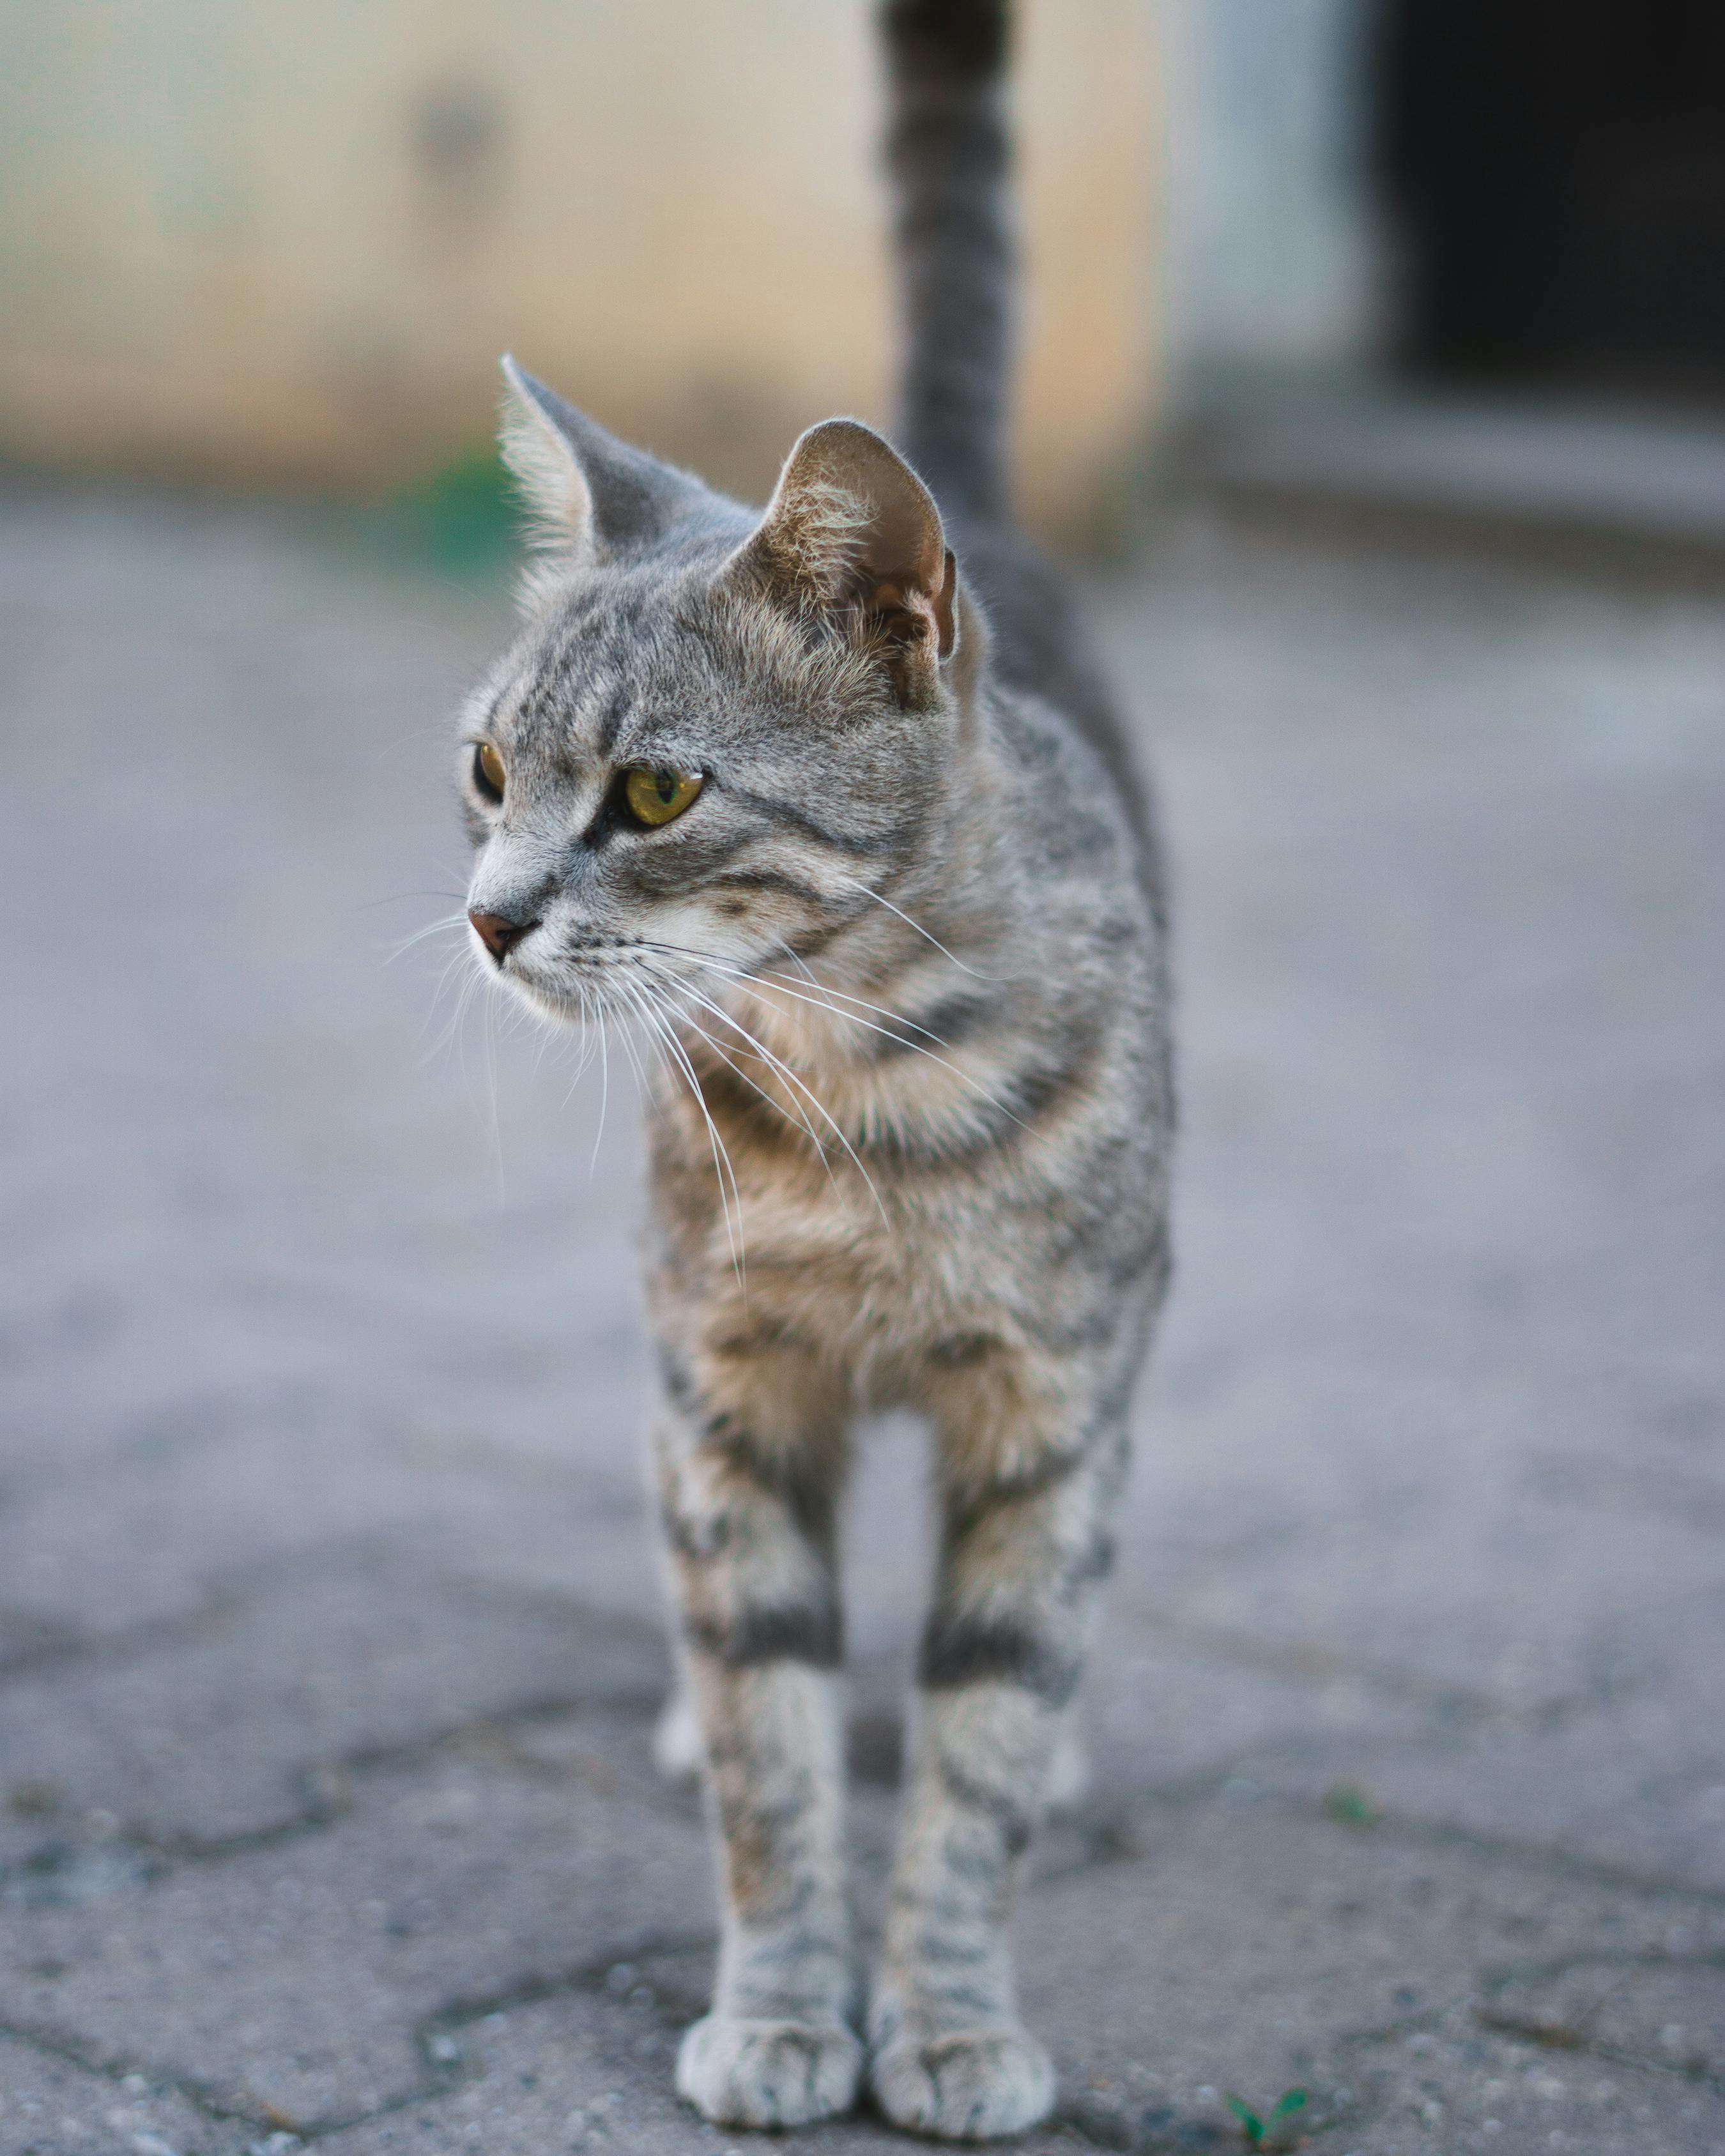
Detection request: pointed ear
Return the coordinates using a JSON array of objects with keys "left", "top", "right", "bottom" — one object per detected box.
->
[
  {"left": 498, "top": 355, "right": 708, "bottom": 562},
  {"left": 735, "top": 419, "right": 958, "bottom": 687}
]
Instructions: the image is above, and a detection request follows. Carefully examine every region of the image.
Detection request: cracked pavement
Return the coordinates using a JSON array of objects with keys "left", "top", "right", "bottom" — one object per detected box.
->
[{"left": 1, "top": 485, "right": 1722, "bottom": 2154}]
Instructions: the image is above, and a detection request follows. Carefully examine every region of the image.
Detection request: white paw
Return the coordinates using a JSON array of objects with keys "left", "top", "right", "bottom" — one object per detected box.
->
[
  {"left": 652, "top": 1690, "right": 703, "bottom": 1784},
  {"left": 676, "top": 2014, "right": 863, "bottom": 2128},
  {"left": 870, "top": 2024, "right": 1055, "bottom": 2140}
]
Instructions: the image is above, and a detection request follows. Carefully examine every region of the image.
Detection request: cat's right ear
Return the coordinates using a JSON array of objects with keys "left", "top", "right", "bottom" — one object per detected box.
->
[
  {"left": 498, "top": 356, "right": 707, "bottom": 565},
  {"left": 730, "top": 418, "right": 959, "bottom": 703}
]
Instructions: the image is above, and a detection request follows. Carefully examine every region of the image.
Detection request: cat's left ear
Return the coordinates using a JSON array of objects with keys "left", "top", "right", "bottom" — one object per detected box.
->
[
  {"left": 736, "top": 418, "right": 958, "bottom": 692},
  {"left": 498, "top": 355, "right": 708, "bottom": 564}
]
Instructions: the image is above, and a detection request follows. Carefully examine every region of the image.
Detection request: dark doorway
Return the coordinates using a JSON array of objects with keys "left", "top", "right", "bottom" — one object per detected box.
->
[{"left": 1373, "top": 0, "right": 1725, "bottom": 401}]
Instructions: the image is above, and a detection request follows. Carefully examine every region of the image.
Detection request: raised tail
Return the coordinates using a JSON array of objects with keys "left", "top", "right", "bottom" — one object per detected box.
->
[
  {"left": 879, "top": 0, "right": 1015, "bottom": 526},
  {"left": 880, "top": 0, "right": 1160, "bottom": 892}
]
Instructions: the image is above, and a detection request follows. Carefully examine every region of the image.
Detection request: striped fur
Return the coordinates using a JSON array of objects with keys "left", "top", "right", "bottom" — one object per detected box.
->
[
  {"left": 882, "top": 0, "right": 1015, "bottom": 520},
  {"left": 456, "top": 2, "right": 1171, "bottom": 2137}
]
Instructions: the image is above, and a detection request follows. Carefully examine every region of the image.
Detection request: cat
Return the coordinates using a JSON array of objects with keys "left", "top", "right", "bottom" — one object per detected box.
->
[{"left": 457, "top": 0, "right": 1172, "bottom": 2136}]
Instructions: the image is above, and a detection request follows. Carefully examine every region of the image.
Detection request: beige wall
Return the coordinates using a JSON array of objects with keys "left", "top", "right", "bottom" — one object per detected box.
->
[{"left": 0, "top": 1, "right": 1161, "bottom": 535}]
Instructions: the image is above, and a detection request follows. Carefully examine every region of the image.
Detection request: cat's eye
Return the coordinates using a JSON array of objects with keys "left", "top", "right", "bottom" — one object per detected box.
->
[
  {"left": 623, "top": 767, "right": 704, "bottom": 828},
  {"left": 473, "top": 741, "right": 507, "bottom": 802}
]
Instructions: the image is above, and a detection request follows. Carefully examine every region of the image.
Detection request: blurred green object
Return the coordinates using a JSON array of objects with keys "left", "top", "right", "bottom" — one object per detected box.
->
[
  {"left": 1322, "top": 1780, "right": 1383, "bottom": 1830},
  {"left": 383, "top": 447, "right": 519, "bottom": 577}
]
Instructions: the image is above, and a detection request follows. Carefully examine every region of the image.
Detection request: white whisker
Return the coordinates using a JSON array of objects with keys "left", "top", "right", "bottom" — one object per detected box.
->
[
  {"left": 646, "top": 967, "right": 888, "bottom": 1227},
  {"left": 385, "top": 913, "right": 471, "bottom": 963},
  {"left": 483, "top": 965, "right": 505, "bottom": 1202},
  {"left": 417, "top": 940, "right": 475, "bottom": 1060},
  {"left": 618, "top": 973, "right": 747, "bottom": 1279},
  {"left": 592, "top": 1000, "right": 612, "bottom": 1175},
  {"left": 645, "top": 978, "right": 841, "bottom": 1191},
  {"left": 637, "top": 942, "right": 1031, "bottom": 1139},
  {"left": 832, "top": 875, "right": 1007, "bottom": 981}
]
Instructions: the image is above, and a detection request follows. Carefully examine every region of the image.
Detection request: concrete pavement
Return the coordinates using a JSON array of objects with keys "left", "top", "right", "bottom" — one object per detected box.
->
[{"left": 1, "top": 485, "right": 1722, "bottom": 2154}]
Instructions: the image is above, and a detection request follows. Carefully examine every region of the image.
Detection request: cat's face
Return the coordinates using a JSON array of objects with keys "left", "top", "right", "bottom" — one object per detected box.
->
[
  {"left": 460, "top": 565, "right": 951, "bottom": 1028},
  {"left": 461, "top": 366, "right": 965, "bottom": 1031}
]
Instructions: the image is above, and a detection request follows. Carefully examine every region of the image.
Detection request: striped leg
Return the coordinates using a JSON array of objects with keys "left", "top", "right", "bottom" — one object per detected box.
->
[
  {"left": 656, "top": 1352, "right": 862, "bottom": 2129},
  {"left": 869, "top": 1391, "right": 1124, "bottom": 2140}
]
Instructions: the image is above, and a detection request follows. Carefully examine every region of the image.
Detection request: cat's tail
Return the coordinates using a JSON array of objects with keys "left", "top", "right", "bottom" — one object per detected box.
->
[{"left": 879, "top": 0, "right": 1015, "bottom": 526}]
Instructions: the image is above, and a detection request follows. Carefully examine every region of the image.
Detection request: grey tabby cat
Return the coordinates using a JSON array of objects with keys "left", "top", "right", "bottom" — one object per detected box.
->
[{"left": 457, "top": 0, "right": 1172, "bottom": 2137}]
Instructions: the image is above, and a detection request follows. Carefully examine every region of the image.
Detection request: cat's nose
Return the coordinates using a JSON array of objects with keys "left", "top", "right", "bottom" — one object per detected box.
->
[{"left": 468, "top": 909, "right": 539, "bottom": 965}]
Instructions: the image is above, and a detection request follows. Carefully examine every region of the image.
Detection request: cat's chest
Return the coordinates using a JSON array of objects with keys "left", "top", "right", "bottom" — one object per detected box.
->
[
  {"left": 645, "top": 1100, "right": 1070, "bottom": 1366},
  {"left": 640, "top": 988, "right": 1162, "bottom": 1371}
]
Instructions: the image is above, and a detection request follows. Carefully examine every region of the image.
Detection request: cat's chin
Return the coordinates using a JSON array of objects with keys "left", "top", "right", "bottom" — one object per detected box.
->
[
  {"left": 497, "top": 970, "right": 592, "bottom": 1029},
  {"left": 505, "top": 963, "right": 682, "bottom": 1033}
]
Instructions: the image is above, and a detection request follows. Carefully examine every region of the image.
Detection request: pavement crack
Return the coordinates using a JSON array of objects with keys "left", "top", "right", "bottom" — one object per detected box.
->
[
  {"left": 0, "top": 2010, "right": 288, "bottom": 2137},
  {"left": 0, "top": 1686, "right": 668, "bottom": 1900},
  {"left": 0, "top": 1595, "right": 240, "bottom": 1688},
  {"left": 416, "top": 1926, "right": 716, "bottom": 2044},
  {"left": 1471, "top": 1947, "right": 1725, "bottom": 2095},
  {"left": 0, "top": 1930, "right": 700, "bottom": 2152}
]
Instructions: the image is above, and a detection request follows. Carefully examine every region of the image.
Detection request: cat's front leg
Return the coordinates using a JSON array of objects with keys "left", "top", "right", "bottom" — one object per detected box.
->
[
  {"left": 869, "top": 1370, "right": 1129, "bottom": 2141},
  {"left": 654, "top": 1357, "right": 862, "bottom": 2129}
]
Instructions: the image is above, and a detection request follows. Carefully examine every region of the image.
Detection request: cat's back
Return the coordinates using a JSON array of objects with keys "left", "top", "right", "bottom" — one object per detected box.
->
[{"left": 955, "top": 520, "right": 1166, "bottom": 929}]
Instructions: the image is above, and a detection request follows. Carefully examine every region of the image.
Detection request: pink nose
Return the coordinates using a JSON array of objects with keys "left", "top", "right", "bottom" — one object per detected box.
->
[{"left": 468, "top": 909, "right": 538, "bottom": 964}]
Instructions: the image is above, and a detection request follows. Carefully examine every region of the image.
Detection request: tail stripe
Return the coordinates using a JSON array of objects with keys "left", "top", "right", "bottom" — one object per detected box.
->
[{"left": 880, "top": 0, "right": 1015, "bottom": 524}]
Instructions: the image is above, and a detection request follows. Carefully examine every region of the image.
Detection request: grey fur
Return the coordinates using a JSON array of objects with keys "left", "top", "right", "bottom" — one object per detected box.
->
[
  {"left": 454, "top": 2, "right": 1172, "bottom": 2139},
  {"left": 882, "top": 0, "right": 1015, "bottom": 522}
]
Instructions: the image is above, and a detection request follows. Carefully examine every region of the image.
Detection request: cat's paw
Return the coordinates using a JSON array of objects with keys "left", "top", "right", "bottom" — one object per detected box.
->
[
  {"left": 675, "top": 2014, "right": 862, "bottom": 2128},
  {"left": 869, "top": 2024, "right": 1055, "bottom": 2141}
]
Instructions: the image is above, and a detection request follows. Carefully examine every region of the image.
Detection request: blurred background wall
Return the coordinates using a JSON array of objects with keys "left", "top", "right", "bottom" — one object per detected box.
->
[
  {"left": 4, "top": 0, "right": 1722, "bottom": 549},
  {"left": 0, "top": 0, "right": 1160, "bottom": 538}
]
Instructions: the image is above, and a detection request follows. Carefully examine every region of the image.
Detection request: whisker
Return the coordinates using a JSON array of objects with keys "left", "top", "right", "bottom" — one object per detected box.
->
[
  {"left": 484, "top": 965, "right": 505, "bottom": 1202},
  {"left": 832, "top": 875, "right": 1008, "bottom": 981},
  {"left": 646, "top": 967, "right": 888, "bottom": 1227},
  {"left": 417, "top": 940, "right": 474, "bottom": 1059},
  {"left": 360, "top": 890, "right": 470, "bottom": 912},
  {"left": 441, "top": 952, "right": 489, "bottom": 1089},
  {"left": 656, "top": 949, "right": 1033, "bottom": 1140},
  {"left": 645, "top": 979, "right": 841, "bottom": 1189},
  {"left": 753, "top": 968, "right": 944, "bottom": 1048},
  {"left": 564, "top": 980, "right": 606, "bottom": 1099},
  {"left": 592, "top": 1000, "right": 612, "bottom": 1175},
  {"left": 615, "top": 931, "right": 1033, "bottom": 1140},
  {"left": 608, "top": 979, "right": 659, "bottom": 1103},
  {"left": 608, "top": 983, "right": 668, "bottom": 1104},
  {"left": 629, "top": 933, "right": 965, "bottom": 1053},
  {"left": 561, "top": 984, "right": 590, "bottom": 1106},
  {"left": 629, "top": 936, "right": 939, "bottom": 1046},
  {"left": 620, "top": 974, "right": 747, "bottom": 1278}
]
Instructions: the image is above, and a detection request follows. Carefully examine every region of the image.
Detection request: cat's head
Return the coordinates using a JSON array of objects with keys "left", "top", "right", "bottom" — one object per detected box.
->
[{"left": 460, "top": 360, "right": 983, "bottom": 1033}]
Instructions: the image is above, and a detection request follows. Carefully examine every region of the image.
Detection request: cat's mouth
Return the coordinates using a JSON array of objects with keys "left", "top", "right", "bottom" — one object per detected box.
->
[
  {"left": 488, "top": 933, "right": 727, "bottom": 1036},
  {"left": 493, "top": 944, "right": 633, "bottom": 1023}
]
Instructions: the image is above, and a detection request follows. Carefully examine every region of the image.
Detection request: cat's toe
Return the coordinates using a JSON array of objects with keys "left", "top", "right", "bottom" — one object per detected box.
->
[
  {"left": 675, "top": 2014, "right": 862, "bottom": 2127},
  {"left": 870, "top": 2024, "right": 1055, "bottom": 2140}
]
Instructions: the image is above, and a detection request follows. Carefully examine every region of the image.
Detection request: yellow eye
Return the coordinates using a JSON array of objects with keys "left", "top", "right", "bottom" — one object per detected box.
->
[
  {"left": 624, "top": 767, "right": 704, "bottom": 828},
  {"left": 473, "top": 741, "right": 507, "bottom": 800}
]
